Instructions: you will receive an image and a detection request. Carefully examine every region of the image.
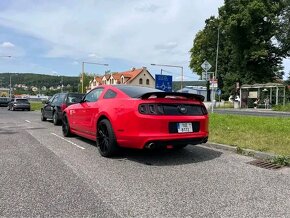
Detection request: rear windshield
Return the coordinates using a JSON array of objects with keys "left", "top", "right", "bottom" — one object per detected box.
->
[
  {"left": 115, "top": 85, "right": 163, "bottom": 98},
  {"left": 16, "top": 99, "right": 29, "bottom": 103},
  {"left": 67, "top": 93, "right": 84, "bottom": 103}
]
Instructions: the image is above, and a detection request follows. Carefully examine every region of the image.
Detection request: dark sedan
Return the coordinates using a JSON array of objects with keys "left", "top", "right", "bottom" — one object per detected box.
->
[{"left": 8, "top": 98, "right": 31, "bottom": 111}]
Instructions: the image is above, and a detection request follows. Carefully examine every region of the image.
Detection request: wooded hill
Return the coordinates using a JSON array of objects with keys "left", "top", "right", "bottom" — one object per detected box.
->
[{"left": 0, "top": 73, "right": 80, "bottom": 89}]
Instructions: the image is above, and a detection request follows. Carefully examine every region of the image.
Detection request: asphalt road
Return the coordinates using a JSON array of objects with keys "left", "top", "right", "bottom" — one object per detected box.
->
[{"left": 1, "top": 107, "right": 290, "bottom": 217}]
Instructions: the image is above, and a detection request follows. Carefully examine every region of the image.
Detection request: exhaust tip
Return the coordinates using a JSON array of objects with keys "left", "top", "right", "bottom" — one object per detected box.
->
[{"left": 145, "top": 142, "right": 155, "bottom": 149}]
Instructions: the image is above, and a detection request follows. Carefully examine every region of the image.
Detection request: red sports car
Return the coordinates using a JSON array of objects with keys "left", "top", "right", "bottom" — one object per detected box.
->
[{"left": 62, "top": 85, "right": 208, "bottom": 157}]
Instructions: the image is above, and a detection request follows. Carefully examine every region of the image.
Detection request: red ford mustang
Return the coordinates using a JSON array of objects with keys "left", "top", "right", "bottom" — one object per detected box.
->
[{"left": 62, "top": 85, "right": 209, "bottom": 157}]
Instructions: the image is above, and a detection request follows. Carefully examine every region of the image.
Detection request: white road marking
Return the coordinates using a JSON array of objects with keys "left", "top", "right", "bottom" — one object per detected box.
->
[
  {"left": 25, "top": 120, "right": 31, "bottom": 123},
  {"left": 51, "top": 133, "right": 85, "bottom": 150}
]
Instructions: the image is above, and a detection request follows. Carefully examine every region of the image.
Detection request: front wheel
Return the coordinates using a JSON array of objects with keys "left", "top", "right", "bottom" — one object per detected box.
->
[
  {"left": 41, "top": 110, "right": 47, "bottom": 121},
  {"left": 97, "top": 119, "right": 119, "bottom": 157},
  {"left": 62, "top": 114, "right": 73, "bottom": 137},
  {"left": 53, "top": 112, "right": 60, "bottom": 125}
]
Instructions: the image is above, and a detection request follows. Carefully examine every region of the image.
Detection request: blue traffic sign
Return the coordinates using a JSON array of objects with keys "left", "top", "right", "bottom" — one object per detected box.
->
[
  {"left": 155, "top": 74, "right": 172, "bottom": 92},
  {"left": 216, "top": 88, "right": 222, "bottom": 96}
]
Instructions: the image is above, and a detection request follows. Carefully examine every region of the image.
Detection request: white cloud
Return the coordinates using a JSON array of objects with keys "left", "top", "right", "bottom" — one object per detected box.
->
[
  {"left": 0, "top": 0, "right": 223, "bottom": 72},
  {"left": 1, "top": 41, "right": 15, "bottom": 48}
]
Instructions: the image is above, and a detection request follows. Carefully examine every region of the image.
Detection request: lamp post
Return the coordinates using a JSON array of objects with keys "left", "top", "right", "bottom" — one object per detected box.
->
[
  {"left": 212, "top": 24, "right": 220, "bottom": 113},
  {"left": 151, "top": 63, "right": 183, "bottom": 89},
  {"left": 9, "top": 73, "right": 18, "bottom": 98},
  {"left": 81, "top": 61, "right": 109, "bottom": 93}
]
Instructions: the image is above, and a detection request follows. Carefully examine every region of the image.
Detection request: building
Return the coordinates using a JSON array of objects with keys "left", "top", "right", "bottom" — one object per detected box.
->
[{"left": 88, "top": 67, "right": 155, "bottom": 91}]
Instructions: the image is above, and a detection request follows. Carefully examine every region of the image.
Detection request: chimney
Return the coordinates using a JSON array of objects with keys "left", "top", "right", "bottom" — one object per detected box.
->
[
  {"left": 131, "top": 67, "right": 135, "bottom": 71},
  {"left": 142, "top": 66, "right": 147, "bottom": 70}
]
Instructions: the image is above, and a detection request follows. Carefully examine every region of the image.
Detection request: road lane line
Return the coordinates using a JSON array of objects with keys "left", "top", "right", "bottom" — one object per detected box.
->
[
  {"left": 51, "top": 133, "right": 85, "bottom": 150},
  {"left": 25, "top": 120, "right": 31, "bottom": 123}
]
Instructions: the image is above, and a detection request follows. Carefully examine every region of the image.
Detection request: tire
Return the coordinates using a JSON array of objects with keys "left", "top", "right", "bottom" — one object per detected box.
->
[
  {"left": 53, "top": 112, "right": 60, "bottom": 125},
  {"left": 97, "top": 119, "right": 119, "bottom": 157},
  {"left": 62, "top": 114, "right": 72, "bottom": 137},
  {"left": 41, "top": 110, "right": 47, "bottom": 121}
]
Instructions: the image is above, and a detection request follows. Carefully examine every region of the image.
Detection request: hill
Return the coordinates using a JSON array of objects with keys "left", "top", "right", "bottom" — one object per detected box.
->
[{"left": 0, "top": 73, "right": 79, "bottom": 89}]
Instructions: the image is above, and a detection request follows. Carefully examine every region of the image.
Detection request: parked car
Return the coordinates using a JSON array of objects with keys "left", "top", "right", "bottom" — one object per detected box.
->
[
  {"left": 41, "top": 92, "right": 84, "bottom": 125},
  {"left": 0, "top": 97, "right": 11, "bottom": 107},
  {"left": 8, "top": 98, "right": 31, "bottom": 111},
  {"left": 62, "top": 85, "right": 209, "bottom": 157}
]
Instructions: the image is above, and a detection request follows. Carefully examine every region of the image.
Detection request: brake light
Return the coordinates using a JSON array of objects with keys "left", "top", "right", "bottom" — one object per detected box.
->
[
  {"left": 139, "top": 104, "right": 163, "bottom": 115},
  {"left": 60, "top": 103, "right": 67, "bottom": 111}
]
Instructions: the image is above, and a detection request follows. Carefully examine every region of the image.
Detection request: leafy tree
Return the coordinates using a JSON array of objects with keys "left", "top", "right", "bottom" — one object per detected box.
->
[
  {"left": 78, "top": 72, "right": 95, "bottom": 93},
  {"left": 190, "top": 0, "right": 290, "bottom": 99}
]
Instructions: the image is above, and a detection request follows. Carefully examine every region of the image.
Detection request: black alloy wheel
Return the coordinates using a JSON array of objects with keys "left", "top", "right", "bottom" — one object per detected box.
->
[
  {"left": 97, "top": 119, "right": 119, "bottom": 157},
  {"left": 41, "top": 110, "right": 47, "bottom": 121},
  {"left": 62, "top": 115, "right": 72, "bottom": 137},
  {"left": 53, "top": 112, "right": 60, "bottom": 125}
]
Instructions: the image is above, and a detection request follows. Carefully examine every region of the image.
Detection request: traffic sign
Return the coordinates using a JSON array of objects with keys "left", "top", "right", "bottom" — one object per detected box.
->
[
  {"left": 155, "top": 74, "right": 172, "bottom": 92},
  {"left": 216, "top": 88, "right": 222, "bottom": 96},
  {"left": 201, "top": 60, "right": 212, "bottom": 72}
]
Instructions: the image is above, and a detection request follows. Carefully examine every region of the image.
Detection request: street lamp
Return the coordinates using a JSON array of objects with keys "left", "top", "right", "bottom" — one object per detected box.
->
[
  {"left": 9, "top": 73, "right": 18, "bottom": 98},
  {"left": 212, "top": 24, "right": 220, "bottom": 113},
  {"left": 81, "top": 61, "right": 109, "bottom": 93},
  {"left": 151, "top": 63, "right": 183, "bottom": 89}
]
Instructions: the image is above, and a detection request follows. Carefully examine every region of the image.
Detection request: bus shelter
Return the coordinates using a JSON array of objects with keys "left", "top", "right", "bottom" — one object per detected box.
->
[{"left": 239, "top": 83, "right": 286, "bottom": 108}]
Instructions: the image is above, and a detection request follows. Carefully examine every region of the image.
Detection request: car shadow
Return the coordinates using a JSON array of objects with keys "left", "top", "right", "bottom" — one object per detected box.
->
[
  {"left": 116, "top": 145, "right": 223, "bottom": 166},
  {"left": 73, "top": 137, "right": 222, "bottom": 166}
]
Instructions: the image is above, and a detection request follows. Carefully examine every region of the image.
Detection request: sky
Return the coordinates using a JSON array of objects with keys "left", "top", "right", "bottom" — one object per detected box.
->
[{"left": 0, "top": 0, "right": 289, "bottom": 81}]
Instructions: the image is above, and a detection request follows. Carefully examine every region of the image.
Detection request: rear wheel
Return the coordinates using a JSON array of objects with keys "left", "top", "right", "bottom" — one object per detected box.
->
[
  {"left": 62, "top": 114, "right": 72, "bottom": 137},
  {"left": 41, "top": 110, "right": 47, "bottom": 121},
  {"left": 97, "top": 119, "right": 119, "bottom": 157},
  {"left": 53, "top": 112, "right": 60, "bottom": 125}
]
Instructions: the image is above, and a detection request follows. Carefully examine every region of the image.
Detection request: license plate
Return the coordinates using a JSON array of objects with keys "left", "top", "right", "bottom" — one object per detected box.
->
[{"left": 177, "top": 123, "right": 193, "bottom": 133}]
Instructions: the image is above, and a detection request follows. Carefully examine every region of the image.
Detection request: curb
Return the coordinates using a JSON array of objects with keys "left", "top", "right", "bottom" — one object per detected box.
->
[{"left": 204, "top": 142, "right": 277, "bottom": 160}]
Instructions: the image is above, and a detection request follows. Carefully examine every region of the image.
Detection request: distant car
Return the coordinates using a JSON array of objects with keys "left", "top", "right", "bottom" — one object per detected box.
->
[
  {"left": 0, "top": 97, "right": 11, "bottom": 107},
  {"left": 62, "top": 85, "right": 209, "bottom": 157},
  {"left": 41, "top": 92, "right": 84, "bottom": 125},
  {"left": 8, "top": 98, "right": 31, "bottom": 111}
]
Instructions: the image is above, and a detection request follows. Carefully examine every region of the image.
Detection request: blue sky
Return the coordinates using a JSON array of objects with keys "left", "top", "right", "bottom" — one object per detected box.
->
[{"left": 0, "top": 0, "right": 289, "bottom": 81}]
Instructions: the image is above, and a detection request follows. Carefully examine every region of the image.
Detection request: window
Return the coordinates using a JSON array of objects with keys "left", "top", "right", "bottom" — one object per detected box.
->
[
  {"left": 139, "top": 78, "right": 143, "bottom": 84},
  {"left": 146, "top": 79, "right": 150, "bottom": 85},
  {"left": 84, "top": 88, "right": 104, "bottom": 102},
  {"left": 104, "top": 89, "right": 117, "bottom": 99}
]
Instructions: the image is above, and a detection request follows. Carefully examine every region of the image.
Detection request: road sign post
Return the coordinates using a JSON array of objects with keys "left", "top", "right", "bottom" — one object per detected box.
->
[{"left": 201, "top": 60, "right": 212, "bottom": 102}]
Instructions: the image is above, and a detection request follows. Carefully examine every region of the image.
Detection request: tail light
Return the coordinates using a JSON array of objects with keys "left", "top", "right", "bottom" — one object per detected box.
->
[
  {"left": 138, "top": 103, "right": 208, "bottom": 115},
  {"left": 60, "top": 103, "right": 67, "bottom": 111}
]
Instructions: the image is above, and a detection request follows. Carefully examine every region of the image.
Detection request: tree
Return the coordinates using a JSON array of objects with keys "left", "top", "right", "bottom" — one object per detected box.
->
[
  {"left": 78, "top": 72, "right": 95, "bottom": 93},
  {"left": 190, "top": 0, "right": 290, "bottom": 99}
]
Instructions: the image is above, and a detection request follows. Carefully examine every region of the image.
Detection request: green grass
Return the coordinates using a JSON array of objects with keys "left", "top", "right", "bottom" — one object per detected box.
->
[
  {"left": 272, "top": 103, "right": 290, "bottom": 112},
  {"left": 30, "top": 101, "right": 43, "bottom": 111},
  {"left": 209, "top": 113, "right": 290, "bottom": 156}
]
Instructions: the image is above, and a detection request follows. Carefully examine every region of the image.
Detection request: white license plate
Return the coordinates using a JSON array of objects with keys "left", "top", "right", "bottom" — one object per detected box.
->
[{"left": 177, "top": 123, "right": 193, "bottom": 133}]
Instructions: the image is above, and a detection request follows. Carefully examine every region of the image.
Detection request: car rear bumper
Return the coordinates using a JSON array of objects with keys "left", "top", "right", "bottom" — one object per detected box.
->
[
  {"left": 13, "top": 105, "right": 30, "bottom": 110},
  {"left": 117, "top": 133, "right": 208, "bottom": 149}
]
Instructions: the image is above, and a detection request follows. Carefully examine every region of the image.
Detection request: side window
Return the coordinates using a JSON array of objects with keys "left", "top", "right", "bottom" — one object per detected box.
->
[
  {"left": 146, "top": 79, "right": 150, "bottom": 85},
  {"left": 52, "top": 95, "right": 59, "bottom": 104},
  {"left": 84, "top": 88, "right": 104, "bottom": 102},
  {"left": 48, "top": 95, "right": 56, "bottom": 103},
  {"left": 139, "top": 78, "right": 143, "bottom": 84},
  {"left": 103, "top": 89, "right": 117, "bottom": 99}
]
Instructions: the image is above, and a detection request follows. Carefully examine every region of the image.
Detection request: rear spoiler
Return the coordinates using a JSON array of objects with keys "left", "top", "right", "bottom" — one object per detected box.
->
[{"left": 138, "top": 92, "right": 205, "bottom": 102}]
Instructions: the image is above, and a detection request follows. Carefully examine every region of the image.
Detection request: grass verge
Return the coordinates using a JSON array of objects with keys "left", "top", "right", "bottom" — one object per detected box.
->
[
  {"left": 30, "top": 101, "right": 43, "bottom": 111},
  {"left": 209, "top": 113, "right": 290, "bottom": 156},
  {"left": 272, "top": 103, "right": 290, "bottom": 112}
]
